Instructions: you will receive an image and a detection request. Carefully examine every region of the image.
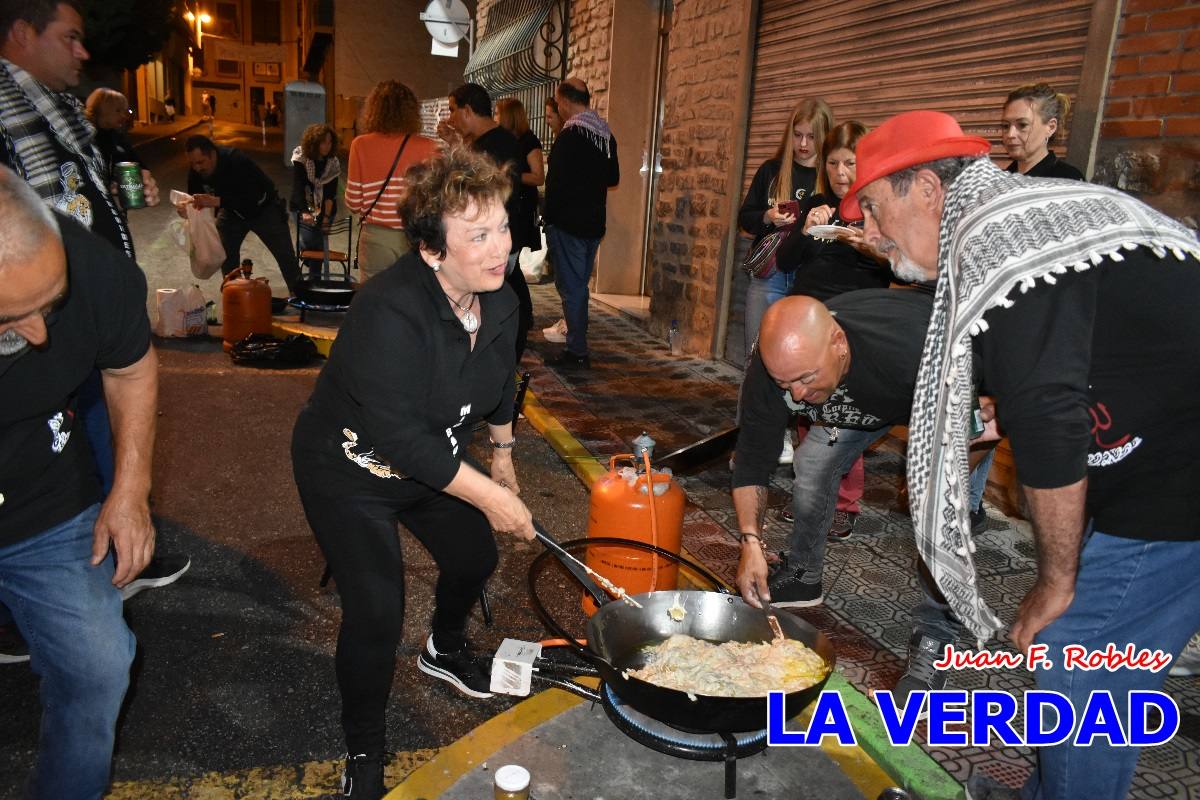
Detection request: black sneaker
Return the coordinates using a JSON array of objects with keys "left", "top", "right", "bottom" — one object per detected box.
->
[
  {"left": 0, "top": 625, "right": 30, "bottom": 665},
  {"left": 827, "top": 510, "right": 857, "bottom": 541},
  {"left": 416, "top": 636, "right": 494, "bottom": 698},
  {"left": 970, "top": 506, "right": 988, "bottom": 535},
  {"left": 767, "top": 559, "right": 823, "bottom": 608},
  {"left": 340, "top": 752, "right": 385, "bottom": 799},
  {"left": 121, "top": 553, "right": 192, "bottom": 600},
  {"left": 546, "top": 350, "right": 590, "bottom": 369},
  {"left": 894, "top": 632, "right": 950, "bottom": 719}
]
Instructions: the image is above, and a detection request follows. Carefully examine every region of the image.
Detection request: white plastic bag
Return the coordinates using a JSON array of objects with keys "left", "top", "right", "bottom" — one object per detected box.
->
[
  {"left": 170, "top": 189, "right": 226, "bottom": 279},
  {"left": 153, "top": 286, "right": 208, "bottom": 338}
]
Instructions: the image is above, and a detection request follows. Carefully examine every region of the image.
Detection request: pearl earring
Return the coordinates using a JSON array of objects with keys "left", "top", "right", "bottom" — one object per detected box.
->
[{"left": 430, "top": 262, "right": 440, "bottom": 272}]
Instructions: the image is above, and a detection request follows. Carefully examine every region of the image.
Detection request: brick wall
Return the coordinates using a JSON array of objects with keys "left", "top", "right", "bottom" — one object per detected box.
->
[
  {"left": 564, "top": 0, "right": 614, "bottom": 117},
  {"left": 1094, "top": 0, "right": 1200, "bottom": 223},
  {"left": 646, "top": 0, "right": 753, "bottom": 353}
]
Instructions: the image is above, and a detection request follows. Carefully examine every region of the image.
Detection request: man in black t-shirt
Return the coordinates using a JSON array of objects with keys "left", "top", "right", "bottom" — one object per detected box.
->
[
  {"left": 183, "top": 134, "right": 300, "bottom": 294},
  {"left": 843, "top": 110, "right": 1200, "bottom": 800},
  {"left": 0, "top": 168, "right": 157, "bottom": 798},
  {"left": 0, "top": 2, "right": 187, "bottom": 626},
  {"left": 733, "top": 290, "right": 932, "bottom": 608}
]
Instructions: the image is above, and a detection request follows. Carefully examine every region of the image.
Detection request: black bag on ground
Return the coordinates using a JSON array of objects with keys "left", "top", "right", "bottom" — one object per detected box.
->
[{"left": 229, "top": 333, "right": 318, "bottom": 367}]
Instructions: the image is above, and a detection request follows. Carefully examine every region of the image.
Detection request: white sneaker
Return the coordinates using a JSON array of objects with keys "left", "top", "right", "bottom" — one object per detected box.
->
[
  {"left": 542, "top": 318, "right": 567, "bottom": 343},
  {"left": 778, "top": 434, "right": 794, "bottom": 465}
]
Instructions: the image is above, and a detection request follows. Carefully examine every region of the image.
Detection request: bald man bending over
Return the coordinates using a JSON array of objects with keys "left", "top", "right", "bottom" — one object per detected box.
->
[
  {"left": 0, "top": 165, "right": 155, "bottom": 798},
  {"left": 733, "top": 288, "right": 932, "bottom": 607}
]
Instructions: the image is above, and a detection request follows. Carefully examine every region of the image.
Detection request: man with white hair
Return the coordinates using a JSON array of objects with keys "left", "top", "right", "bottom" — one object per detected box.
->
[
  {"left": 0, "top": 165, "right": 157, "bottom": 798},
  {"left": 842, "top": 110, "right": 1200, "bottom": 800}
]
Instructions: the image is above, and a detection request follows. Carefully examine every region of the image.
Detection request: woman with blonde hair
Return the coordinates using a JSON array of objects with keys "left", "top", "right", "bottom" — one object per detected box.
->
[
  {"left": 737, "top": 98, "right": 834, "bottom": 355},
  {"left": 345, "top": 80, "right": 439, "bottom": 281}
]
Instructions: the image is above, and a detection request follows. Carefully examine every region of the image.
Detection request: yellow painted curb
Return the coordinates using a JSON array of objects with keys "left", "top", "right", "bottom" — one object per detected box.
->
[
  {"left": 386, "top": 684, "right": 593, "bottom": 799},
  {"left": 272, "top": 318, "right": 336, "bottom": 357}
]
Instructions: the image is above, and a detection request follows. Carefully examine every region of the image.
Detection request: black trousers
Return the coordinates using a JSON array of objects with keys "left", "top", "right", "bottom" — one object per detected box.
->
[
  {"left": 216, "top": 200, "right": 301, "bottom": 294},
  {"left": 293, "top": 448, "right": 498, "bottom": 755},
  {"left": 505, "top": 259, "right": 533, "bottom": 363}
]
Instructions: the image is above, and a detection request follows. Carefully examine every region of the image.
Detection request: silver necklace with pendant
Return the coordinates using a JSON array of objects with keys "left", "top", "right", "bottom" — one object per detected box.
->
[{"left": 447, "top": 290, "right": 479, "bottom": 334}]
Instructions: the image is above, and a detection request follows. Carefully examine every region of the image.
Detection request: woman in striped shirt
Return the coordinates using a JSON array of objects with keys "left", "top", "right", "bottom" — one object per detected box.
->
[{"left": 346, "top": 80, "right": 439, "bottom": 282}]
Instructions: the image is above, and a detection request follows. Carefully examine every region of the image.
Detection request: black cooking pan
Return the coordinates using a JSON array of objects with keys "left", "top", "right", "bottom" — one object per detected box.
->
[{"left": 530, "top": 527, "right": 836, "bottom": 733}]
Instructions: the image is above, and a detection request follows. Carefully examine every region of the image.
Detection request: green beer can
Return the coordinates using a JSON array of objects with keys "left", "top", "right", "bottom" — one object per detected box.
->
[{"left": 116, "top": 162, "right": 146, "bottom": 209}]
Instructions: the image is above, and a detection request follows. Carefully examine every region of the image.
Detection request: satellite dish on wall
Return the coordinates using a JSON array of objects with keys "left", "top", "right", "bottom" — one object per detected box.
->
[{"left": 422, "top": 0, "right": 472, "bottom": 57}]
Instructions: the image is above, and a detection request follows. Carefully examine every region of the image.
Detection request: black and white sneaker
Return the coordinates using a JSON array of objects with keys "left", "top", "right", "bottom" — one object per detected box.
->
[
  {"left": 416, "top": 636, "right": 494, "bottom": 698},
  {"left": 766, "top": 556, "right": 823, "bottom": 608},
  {"left": 893, "top": 632, "right": 950, "bottom": 719},
  {"left": 121, "top": 554, "right": 192, "bottom": 600},
  {"left": 0, "top": 624, "right": 30, "bottom": 664},
  {"left": 340, "top": 752, "right": 385, "bottom": 799}
]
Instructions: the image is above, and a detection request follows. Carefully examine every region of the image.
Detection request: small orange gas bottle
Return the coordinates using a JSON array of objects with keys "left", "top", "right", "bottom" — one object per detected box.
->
[
  {"left": 582, "top": 436, "right": 685, "bottom": 615},
  {"left": 221, "top": 260, "right": 273, "bottom": 351}
]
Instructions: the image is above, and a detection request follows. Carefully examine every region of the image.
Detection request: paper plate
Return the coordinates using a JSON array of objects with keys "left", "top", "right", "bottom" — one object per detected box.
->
[{"left": 807, "top": 224, "right": 857, "bottom": 241}]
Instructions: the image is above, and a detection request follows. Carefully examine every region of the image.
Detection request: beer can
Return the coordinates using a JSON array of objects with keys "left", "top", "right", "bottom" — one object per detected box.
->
[{"left": 116, "top": 162, "right": 146, "bottom": 209}]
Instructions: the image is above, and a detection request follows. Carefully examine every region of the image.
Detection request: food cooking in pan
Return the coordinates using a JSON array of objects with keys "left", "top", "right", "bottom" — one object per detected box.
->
[{"left": 627, "top": 634, "right": 828, "bottom": 698}]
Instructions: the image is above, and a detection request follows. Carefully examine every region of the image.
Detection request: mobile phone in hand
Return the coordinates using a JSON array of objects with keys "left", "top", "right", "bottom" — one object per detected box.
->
[{"left": 777, "top": 200, "right": 800, "bottom": 218}]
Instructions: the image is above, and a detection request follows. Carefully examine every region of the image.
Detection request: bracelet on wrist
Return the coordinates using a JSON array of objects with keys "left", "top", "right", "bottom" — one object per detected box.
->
[
  {"left": 739, "top": 532, "right": 766, "bottom": 551},
  {"left": 490, "top": 438, "right": 516, "bottom": 449}
]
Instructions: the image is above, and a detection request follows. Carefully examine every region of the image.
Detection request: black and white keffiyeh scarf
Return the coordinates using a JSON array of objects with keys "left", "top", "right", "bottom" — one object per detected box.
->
[
  {"left": 290, "top": 145, "right": 340, "bottom": 212},
  {"left": 0, "top": 58, "right": 132, "bottom": 257},
  {"left": 561, "top": 109, "right": 613, "bottom": 157},
  {"left": 909, "top": 157, "right": 1200, "bottom": 644}
]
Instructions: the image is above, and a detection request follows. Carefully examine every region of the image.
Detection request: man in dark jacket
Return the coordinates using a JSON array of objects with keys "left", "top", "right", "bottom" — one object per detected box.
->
[
  {"left": 183, "top": 134, "right": 300, "bottom": 294},
  {"left": 542, "top": 77, "right": 619, "bottom": 368}
]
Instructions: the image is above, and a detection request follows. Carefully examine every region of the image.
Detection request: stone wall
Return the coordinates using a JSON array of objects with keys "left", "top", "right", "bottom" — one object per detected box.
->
[
  {"left": 1093, "top": 0, "right": 1200, "bottom": 224},
  {"left": 564, "top": 0, "right": 614, "bottom": 117},
  {"left": 646, "top": 0, "right": 753, "bottom": 355}
]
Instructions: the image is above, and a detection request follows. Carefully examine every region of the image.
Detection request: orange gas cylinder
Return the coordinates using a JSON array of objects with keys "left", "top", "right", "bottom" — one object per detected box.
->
[
  {"left": 582, "top": 453, "right": 685, "bottom": 616},
  {"left": 221, "top": 268, "right": 273, "bottom": 352}
]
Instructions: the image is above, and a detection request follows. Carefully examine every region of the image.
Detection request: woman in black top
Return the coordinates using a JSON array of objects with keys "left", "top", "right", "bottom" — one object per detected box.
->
[
  {"left": 290, "top": 124, "right": 341, "bottom": 272},
  {"left": 737, "top": 98, "right": 833, "bottom": 355},
  {"left": 777, "top": 121, "right": 890, "bottom": 302},
  {"left": 496, "top": 97, "right": 544, "bottom": 254},
  {"left": 1000, "top": 83, "right": 1085, "bottom": 179},
  {"left": 291, "top": 148, "right": 534, "bottom": 800},
  {"left": 775, "top": 121, "right": 890, "bottom": 539}
]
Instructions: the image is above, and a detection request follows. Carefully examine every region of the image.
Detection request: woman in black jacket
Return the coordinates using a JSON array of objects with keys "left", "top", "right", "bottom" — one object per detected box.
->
[
  {"left": 291, "top": 148, "right": 534, "bottom": 800},
  {"left": 776, "top": 121, "right": 890, "bottom": 302},
  {"left": 1000, "top": 83, "right": 1085, "bottom": 179},
  {"left": 737, "top": 98, "right": 833, "bottom": 356}
]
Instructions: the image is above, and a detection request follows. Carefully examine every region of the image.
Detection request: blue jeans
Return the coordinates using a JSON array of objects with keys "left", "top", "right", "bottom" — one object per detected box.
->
[
  {"left": 968, "top": 447, "right": 996, "bottom": 511},
  {"left": 743, "top": 269, "right": 795, "bottom": 355},
  {"left": 786, "top": 425, "right": 887, "bottom": 582},
  {"left": 1021, "top": 532, "right": 1200, "bottom": 800},
  {"left": 548, "top": 226, "right": 602, "bottom": 356},
  {"left": 0, "top": 504, "right": 136, "bottom": 800}
]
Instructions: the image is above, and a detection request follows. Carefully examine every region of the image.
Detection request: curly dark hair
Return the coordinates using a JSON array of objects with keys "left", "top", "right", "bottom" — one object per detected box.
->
[
  {"left": 399, "top": 147, "right": 512, "bottom": 258},
  {"left": 362, "top": 80, "right": 421, "bottom": 135},
  {"left": 299, "top": 123, "right": 338, "bottom": 161}
]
